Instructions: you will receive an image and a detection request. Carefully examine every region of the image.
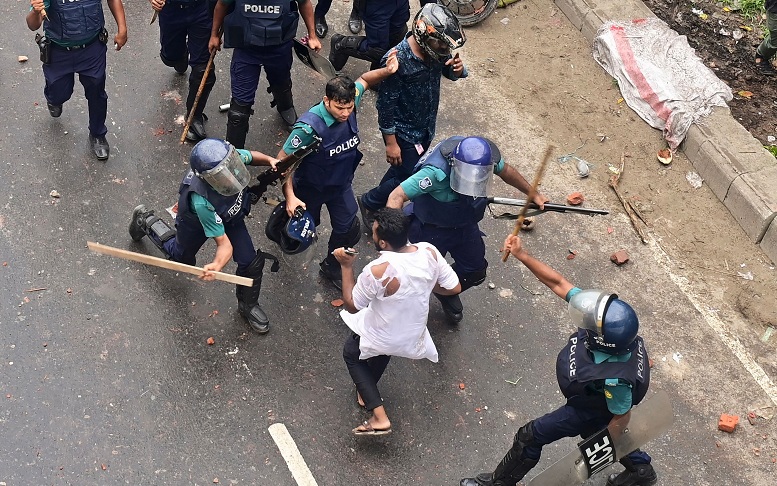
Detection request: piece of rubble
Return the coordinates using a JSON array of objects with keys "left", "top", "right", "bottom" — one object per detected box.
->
[
  {"left": 18, "top": 55, "right": 28, "bottom": 63},
  {"left": 610, "top": 249, "right": 629, "bottom": 265},
  {"left": 566, "top": 192, "right": 584, "bottom": 205},
  {"left": 657, "top": 148, "right": 672, "bottom": 165},
  {"left": 718, "top": 414, "right": 739, "bottom": 433}
]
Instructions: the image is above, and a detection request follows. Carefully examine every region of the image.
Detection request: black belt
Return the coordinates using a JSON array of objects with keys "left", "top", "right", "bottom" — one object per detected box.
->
[{"left": 52, "top": 36, "right": 99, "bottom": 51}]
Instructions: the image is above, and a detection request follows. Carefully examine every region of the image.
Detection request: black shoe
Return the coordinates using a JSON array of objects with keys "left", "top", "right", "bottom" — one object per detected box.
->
[
  {"left": 47, "top": 102, "right": 62, "bottom": 118},
  {"left": 348, "top": 8, "right": 362, "bottom": 34},
  {"left": 185, "top": 113, "right": 208, "bottom": 142},
  {"left": 319, "top": 259, "right": 343, "bottom": 290},
  {"left": 278, "top": 106, "right": 298, "bottom": 132},
  {"left": 357, "top": 194, "right": 376, "bottom": 235},
  {"left": 755, "top": 55, "right": 776, "bottom": 76},
  {"left": 89, "top": 134, "right": 110, "bottom": 161},
  {"left": 435, "top": 293, "right": 463, "bottom": 324},
  {"left": 129, "top": 204, "right": 152, "bottom": 242},
  {"left": 174, "top": 51, "right": 189, "bottom": 74},
  {"left": 315, "top": 16, "right": 328, "bottom": 38},
  {"left": 329, "top": 34, "right": 348, "bottom": 71},
  {"left": 606, "top": 464, "right": 657, "bottom": 486},
  {"left": 239, "top": 301, "right": 270, "bottom": 334},
  {"left": 460, "top": 473, "right": 496, "bottom": 486}
]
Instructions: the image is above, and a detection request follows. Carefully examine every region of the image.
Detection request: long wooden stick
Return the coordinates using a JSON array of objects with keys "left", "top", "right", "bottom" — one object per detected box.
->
[
  {"left": 87, "top": 241, "right": 254, "bottom": 287},
  {"left": 501, "top": 145, "right": 555, "bottom": 262},
  {"left": 180, "top": 49, "right": 217, "bottom": 144},
  {"left": 608, "top": 152, "right": 649, "bottom": 244}
]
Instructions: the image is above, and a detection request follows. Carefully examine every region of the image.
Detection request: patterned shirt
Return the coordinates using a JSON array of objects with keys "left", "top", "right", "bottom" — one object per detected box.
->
[{"left": 376, "top": 34, "right": 468, "bottom": 146}]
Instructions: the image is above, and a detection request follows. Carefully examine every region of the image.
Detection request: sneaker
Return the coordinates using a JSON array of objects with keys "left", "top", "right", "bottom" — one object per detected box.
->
[
  {"left": 89, "top": 134, "right": 110, "bottom": 161},
  {"left": 755, "top": 55, "right": 776, "bottom": 76},
  {"left": 606, "top": 464, "right": 657, "bottom": 486},
  {"left": 129, "top": 204, "right": 152, "bottom": 241},
  {"left": 357, "top": 194, "right": 376, "bottom": 235},
  {"left": 319, "top": 259, "right": 343, "bottom": 290},
  {"left": 459, "top": 474, "right": 495, "bottom": 486},
  {"left": 47, "top": 102, "right": 62, "bottom": 118}
]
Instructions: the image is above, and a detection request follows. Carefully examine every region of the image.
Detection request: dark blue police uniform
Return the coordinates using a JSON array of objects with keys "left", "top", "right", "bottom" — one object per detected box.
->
[
  {"left": 41, "top": 0, "right": 109, "bottom": 151},
  {"left": 156, "top": 0, "right": 216, "bottom": 141},
  {"left": 293, "top": 110, "right": 362, "bottom": 263},
  {"left": 408, "top": 136, "right": 489, "bottom": 287},
  {"left": 164, "top": 170, "right": 256, "bottom": 269},
  {"left": 220, "top": 0, "right": 303, "bottom": 147}
]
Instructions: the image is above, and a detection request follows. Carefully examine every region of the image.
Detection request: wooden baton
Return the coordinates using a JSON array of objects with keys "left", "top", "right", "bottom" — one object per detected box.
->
[
  {"left": 501, "top": 145, "right": 555, "bottom": 262},
  {"left": 180, "top": 48, "right": 217, "bottom": 144},
  {"left": 87, "top": 241, "right": 254, "bottom": 287}
]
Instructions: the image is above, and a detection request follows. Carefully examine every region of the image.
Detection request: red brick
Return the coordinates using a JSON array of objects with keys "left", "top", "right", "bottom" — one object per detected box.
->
[
  {"left": 718, "top": 414, "right": 739, "bottom": 433},
  {"left": 610, "top": 249, "right": 630, "bottom": 265}
]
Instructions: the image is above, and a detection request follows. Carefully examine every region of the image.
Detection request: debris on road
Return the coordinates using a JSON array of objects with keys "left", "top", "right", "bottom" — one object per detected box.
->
[
  {"left": 657, "top": 148, "right": 672, "bottom": 165},
  {"left": 718, "top": 413, "right": 739, "bottom": 433},
  {"left": 488, "top": 282, "right": 496, "bottom": 289},
  {"left": 686, "top": 171, "right": 704, "bottom": 189},
  {"left": 459, "top": 383, "right": 466, "bottom": 390},
  {"left": 18, "top": 55, "right": 28, "bottom": 63},
  {"left": 610, "top": 249, "right": 629, "bottom": 265},
  {"left": 609, "top": 152, "right": 649, "bottom": 243},
  {"left": 207, "top": 337, "right": 215, "bottom": 345},
  {"left": 567, "top": 249, "right": 578, "bottom": 260},
  {"left": 331, "top": 298, "right": 344, "bottom": 307},
  {"left": 50, "top": 190, "right": 60, "bottom": 198},
  {"left": 566, "top": 192, "right": 585, "bottom": 205}
]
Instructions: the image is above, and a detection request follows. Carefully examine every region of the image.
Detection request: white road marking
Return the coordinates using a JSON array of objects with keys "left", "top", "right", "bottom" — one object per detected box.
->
[
  {"left": 268, "top": 423, "right": 319, "bottom": 486},
  {"left": 650, "top": 239, "right": 777, "bottom": 406}
]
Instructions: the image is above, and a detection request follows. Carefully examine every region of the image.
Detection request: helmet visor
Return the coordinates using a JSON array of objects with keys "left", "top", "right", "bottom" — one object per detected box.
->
[
  {"left": 199, "top": 146, "right": 250, "bottom": 196},
  {"left": 567, "top": 289, "right": 614, "bottom": 335},
  {"left": 450, "top": 159, "right": 493, "bottom": 197}
]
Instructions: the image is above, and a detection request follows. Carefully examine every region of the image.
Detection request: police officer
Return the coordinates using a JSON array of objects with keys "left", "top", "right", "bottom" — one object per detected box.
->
[
  {"left": 128, "top": 139, "right": 280, "bottom": 334},
  {"left": 313, "top": 0, "right": 363, "bottom": 38},
  {"left": 460, "top": 235, "right": 657, "bottom": 486},
  {"left": 329, "top": 0, "right": 409, "bottom": 72},
  {"left": 149, "top": 0, "right": 217, "bottom": 142},
  {"left": 209, "top": 0, "right": 322, "bottom": 147},
  {"left": 26, "top": 0, "right": 128, "bottom": 161},
  {"left": 279, "top": 53, "right": 398, "bottom": 288},
  {"left": 386, "top": 136, "right": 548, "bottom": 323}
]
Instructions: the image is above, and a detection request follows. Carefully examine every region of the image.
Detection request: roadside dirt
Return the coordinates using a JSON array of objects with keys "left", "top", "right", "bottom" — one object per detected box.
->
[
  {"left": 467, "top": 1, "right": 776, "bottom": 373},
  {"left": 642, "top": 0, "right": 777, "bottom": 145}
]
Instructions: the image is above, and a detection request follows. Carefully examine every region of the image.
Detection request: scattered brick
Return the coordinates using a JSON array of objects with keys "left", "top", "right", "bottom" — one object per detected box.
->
[
  {"left": 610, "top": 249, "right": 630, "bottom": 265},
  {"left": 567, "top": 192, "right": 585, "bottom": 205},
  {"left": 718, "top": 414, "right": 739, "bottom": 433}
]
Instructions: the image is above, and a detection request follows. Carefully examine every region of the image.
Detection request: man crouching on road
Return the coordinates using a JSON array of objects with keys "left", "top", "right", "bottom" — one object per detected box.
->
[{"left": 333, "top": 208, "right": 461, "bottom": 436}]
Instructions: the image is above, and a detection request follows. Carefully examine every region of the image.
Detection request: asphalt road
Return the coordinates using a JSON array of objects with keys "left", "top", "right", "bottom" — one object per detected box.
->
[{"left": 1, "top": 2, "right": 775, "bottom": 485}]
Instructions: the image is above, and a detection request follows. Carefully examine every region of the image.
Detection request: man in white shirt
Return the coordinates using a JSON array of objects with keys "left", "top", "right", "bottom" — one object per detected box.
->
[{"left": 333, "top": 207, "right": 461, "bottom": 435}]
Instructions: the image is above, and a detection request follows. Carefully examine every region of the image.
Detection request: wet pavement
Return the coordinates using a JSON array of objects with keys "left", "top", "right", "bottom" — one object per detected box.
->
[{"left": 1, "top": 2, "right": 775, "bottom": 485}]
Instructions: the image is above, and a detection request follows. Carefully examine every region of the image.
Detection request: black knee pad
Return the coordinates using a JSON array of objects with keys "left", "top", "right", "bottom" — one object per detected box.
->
[
  {"left": 226, "top": 98, "right": 253, "bottom": 148},
  {"left": 267, "top": 81, "right": 294, "bottom": 111},
  {"left": 190, "top": 63, "right": 216, "bottom": 87},
  {"left": 345, "top": 217, "right": 361, "bottom": 248}
]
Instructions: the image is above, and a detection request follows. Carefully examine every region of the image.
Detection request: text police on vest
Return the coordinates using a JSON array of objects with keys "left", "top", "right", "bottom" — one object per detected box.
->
[
  {"left": 329, "top": 136, "right": 360, "bottom": 157},
  {"left": 245, "top": 4, "right": 281, "bottom": 14}
]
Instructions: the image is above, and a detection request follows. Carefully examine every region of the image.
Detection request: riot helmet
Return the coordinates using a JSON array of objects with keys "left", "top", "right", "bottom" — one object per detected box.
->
[
  {"left": 568, "top": 289, "right": 639, "bottom": 355},
  {"left": 189, "top": 139, "right": 251, "bottom": 196},
  {"left": 449, "top": 136, "right": 498, "bottom": 197},
  {"left": 265, "top": 201, "right": 318, "bottom": 255},
  {"left": 412, "top": 4, "right": 466, "bottom": 63}
]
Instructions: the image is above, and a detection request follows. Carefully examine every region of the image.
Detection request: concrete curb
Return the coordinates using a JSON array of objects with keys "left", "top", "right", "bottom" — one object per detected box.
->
[{"left": 553, "top": 0, "right": 777, "bottom": 264}]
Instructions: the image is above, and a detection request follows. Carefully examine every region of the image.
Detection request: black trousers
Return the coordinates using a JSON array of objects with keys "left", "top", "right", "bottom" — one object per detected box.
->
[{"left": 342, "top": 333, "right": 391, "bottom": 411}]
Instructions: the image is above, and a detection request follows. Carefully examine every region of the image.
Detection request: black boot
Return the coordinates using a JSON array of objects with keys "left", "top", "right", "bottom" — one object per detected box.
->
[
  {"left": 185, "top": 64, "right": 215, "bottom": 142},
  {"left": 267, "top": 81, "right": 297, "bottom": 131},
  {"left": 606, "top": 463, "right": 657, "bottom": 486},
  {"left": 434, "top": 292, "right": 463, "bottom": 324},
  {"left": 226, "top": 98, "right": 253, "bottom": 149},
  {"left": 755, "top": 53, "right": 776, "bottom": 76},
  {"left": 319, "top": 257, "right": 343, "bottom": 290},
  {"left": 315, "top": 15, "right": 328, "bottom": 38},
  {"left": 329, "top": 34, "right": 364, "bottom": 71},
  {"left": 459, "top": 473, "right": 505, "bottom": 486},
  {"left": 237, "top": 251, "right": 271, "bottom": 334},
  {"left": 348, "top": 5, "right": 362, "bottom": 34},
  {"left": 89, "top": 134, "right": 110, "bottom": 161},
  {"left": 47, "top": 102, "right": 62, "bottom": 118},
  {"left": 128, "top": 205, "right": 176, "bottom": 257}
]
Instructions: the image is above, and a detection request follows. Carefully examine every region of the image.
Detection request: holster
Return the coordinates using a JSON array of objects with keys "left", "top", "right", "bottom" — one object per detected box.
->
[
  {"left": 98, "top": 27, "right": 109, "bottom": 45},
  {"left": 35, "top": 33, "right": 51, "bottom": 65}
]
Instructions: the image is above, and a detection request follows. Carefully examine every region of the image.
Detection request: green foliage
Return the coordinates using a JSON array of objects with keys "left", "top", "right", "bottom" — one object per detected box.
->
[
  {"left": 738, "top": 0, "right": 766, "bottom": 21},
  {"left": 765, "top": 145, "right": 777, "bottom": 158}
]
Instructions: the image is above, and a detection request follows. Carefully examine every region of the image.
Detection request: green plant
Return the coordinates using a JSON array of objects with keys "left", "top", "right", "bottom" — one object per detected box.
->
[
  {"left": 764, "top": 145, "right": 777, "bottom": 157},
  {"left": 739, "top": 0, "right": 766, "bottom": 22}
]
